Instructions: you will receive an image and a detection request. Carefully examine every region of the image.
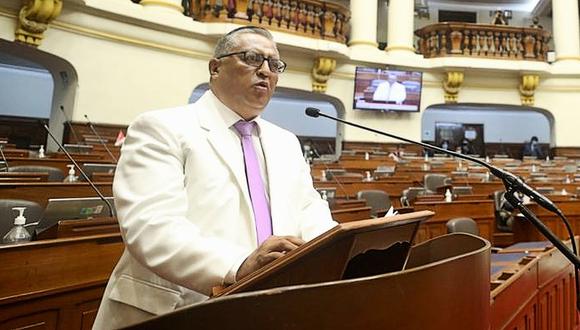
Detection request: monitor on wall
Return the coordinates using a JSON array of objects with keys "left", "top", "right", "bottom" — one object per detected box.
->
[{"left": 353, "top": 67, "right": 423, "bottom": 113}]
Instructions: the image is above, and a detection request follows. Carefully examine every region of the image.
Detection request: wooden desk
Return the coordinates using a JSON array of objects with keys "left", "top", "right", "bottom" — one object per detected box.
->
[
  {"left": 7, "top": 157, "right": 115, "bottom": 174},
  {"left": 0, "top": 233, "right": 124, "bottom": 329},
  {"left": 0, "top": 182, "right": 113, "bottom": 208},
  {"left": 330, "top": 206, "right": 372, "bottom": 223},
  {"left": 413, "top": 199, "right": 495, "bottom": 243},
  {"left": 490, "top": 241, "right": 578, "bottom": 329},
  {"left": 512, "top": 199, "right": 580, "bottom": 242}
]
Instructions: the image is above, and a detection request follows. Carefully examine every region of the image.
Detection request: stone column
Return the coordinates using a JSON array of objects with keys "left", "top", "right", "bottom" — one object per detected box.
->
[
  {"left": 140, "top": 0, "right": 184, "bottom": 15},
  {"left": 385, "top": 0, "right": 415, "bottom": 54},
  {"left": 552, "top": 0, "right": 580, "bottom": 61},
  {"left": 348, "top": 0, "right": 378, "bottom": 48}
]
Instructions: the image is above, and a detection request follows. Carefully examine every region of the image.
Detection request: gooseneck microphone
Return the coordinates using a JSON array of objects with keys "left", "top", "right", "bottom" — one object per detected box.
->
[
  {"left": 84, "top": 114, "right": 118, "bottom": 163},
  {"left": 43, "top": 124, "right": 116, "bottom": 218},
  {"left": 305, "top": 107, "right": 580, "bottom": 268},
  {"left": 60, "top": 106, "right": 83, "bottom": 145},
  {"left": 0, "top": 142, "right": 9, "bottom": 172}
]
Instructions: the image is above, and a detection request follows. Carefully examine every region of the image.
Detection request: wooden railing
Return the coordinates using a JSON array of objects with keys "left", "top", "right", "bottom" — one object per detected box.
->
[
  {"left": 414, "top": 22, "right": 551, "bottom": 61},
  {"left": 188, "top": 0, "right": 350, "bottom": 43}
]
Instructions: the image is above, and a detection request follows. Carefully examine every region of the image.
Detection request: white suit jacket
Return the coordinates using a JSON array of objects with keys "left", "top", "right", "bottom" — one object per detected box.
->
[{"left": 93, "top": 91, "right": 336, "bottom": 329}]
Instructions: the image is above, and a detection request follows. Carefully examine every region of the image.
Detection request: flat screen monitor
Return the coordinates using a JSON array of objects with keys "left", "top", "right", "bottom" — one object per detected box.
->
[
  {"left": 35, "top": 196, "right": 115, "bottom": 234},
  {"left": 82, "top": 163, "right": 116, "bottom": 180},
  {"left": 353, "top": 67, "right": 423, "bottom": 112},
  {"left": 63, "top": 144, "right": 93, "bottom": 154}
]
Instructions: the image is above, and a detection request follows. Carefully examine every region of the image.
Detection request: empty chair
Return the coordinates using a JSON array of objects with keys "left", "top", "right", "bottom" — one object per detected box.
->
[
  {"left": 424, "top": 174, "right": 451, "bottom": 193},
  {"left": 400, "top": 187, "right": 426, "bottom": 207},
  {"left": 8, "top": 165, "right": 65, "bottom": 182},
  {"left": 356, "top": 190, "right": 391, "bottom": 217},
  {"left": 0, "top": 199, "right": 43, "bottom": 239},
  {"left": 446, "top": 217, "right": 479, "bottom": 236}
]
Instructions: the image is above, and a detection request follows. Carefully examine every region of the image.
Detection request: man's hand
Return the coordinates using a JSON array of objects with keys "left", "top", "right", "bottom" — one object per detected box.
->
[{"left": 236, "top": 236, "right": 305, "bottom": 281}]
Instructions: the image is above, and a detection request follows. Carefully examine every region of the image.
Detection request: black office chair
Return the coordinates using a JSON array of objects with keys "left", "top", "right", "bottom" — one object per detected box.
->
[
  {"left": 8, "top": 165, "right": 65, "bottom": 182},
  {"left": 0, "top": 199, "right": 43, "bottom": 239},
  {"left": 446, "top": 217, "right": 479, "bottom": 236},
  {"left": 357, "top": 190, "right": 391, "bottom": 218}
]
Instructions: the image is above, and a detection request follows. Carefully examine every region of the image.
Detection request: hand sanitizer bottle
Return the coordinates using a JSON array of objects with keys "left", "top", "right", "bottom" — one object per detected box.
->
[
  {"left": 445, "top": 189, "right": 453, "bottom": 202},
  {"left": 38, "top": 145, "right": 45, "bottom": 159},
  {"left": 2, "top": 207, "right": 31, "bottom": 244},
  {"left": 364, "top": 171, "right": 373, "bottom": 182},
  {"left": 63, "top": 164, "right": 78, "bottom": 182},
  {"left": 321, "top": 190, "right": 328, "bottom": 201}
]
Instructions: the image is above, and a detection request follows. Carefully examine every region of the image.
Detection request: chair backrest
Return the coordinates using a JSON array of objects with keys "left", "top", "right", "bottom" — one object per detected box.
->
[
  {"left": 0, "top": 199, "right": 43, "bottom": 239},
  {"left": 400, "top": 187, "right": 425, "bottom": 207},
  {"left": 8, "top": 165, "right": 65, "bottom": 182},
  {"left": 446, "top": 217, "right": 479, "bottom": 236},
  {"left": 424, "top": 174, "right": 451, "bottom": 193},
  {"left": 357, "top": 190, "right": 390, "bottom": 217}
]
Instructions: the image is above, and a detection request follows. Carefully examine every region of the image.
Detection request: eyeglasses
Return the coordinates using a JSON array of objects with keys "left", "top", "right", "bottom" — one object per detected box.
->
[{"left": 217, "top": 50, "right": 287, "bottom": 73}]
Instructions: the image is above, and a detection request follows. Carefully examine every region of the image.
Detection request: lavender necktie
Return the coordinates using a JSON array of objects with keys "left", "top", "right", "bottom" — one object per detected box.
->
[{"left": 234, "top": 120, "right": 272, "bottom": 245}]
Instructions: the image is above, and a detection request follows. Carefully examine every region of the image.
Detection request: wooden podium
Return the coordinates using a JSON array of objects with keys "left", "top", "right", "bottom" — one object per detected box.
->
[{"left": 124, "top": 211, "right": 492, "bottom": 329}]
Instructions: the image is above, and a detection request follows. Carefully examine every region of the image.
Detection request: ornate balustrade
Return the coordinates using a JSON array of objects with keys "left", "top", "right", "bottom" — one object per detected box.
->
[
  {"left": 415, "top": 23, "right": 551, "bottom": 61},
  {"left": 188, "top": 0, "right": 349, "bottom": 43}
]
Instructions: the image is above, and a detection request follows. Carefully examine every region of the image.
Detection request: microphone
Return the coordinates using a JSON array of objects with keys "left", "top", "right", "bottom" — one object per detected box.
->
[
  {"left": 43, "top": 124, "right": 116, "bottom": 218},
  {"left": 84, "top": 114, "right": 118, "bottom": 163},
  {"left": 60, "top": 106, "right": 83, "bottom": 145},
  {"left": 0, "top": 142, "right": 9, "bottom": 172},
  {"left": 304, "top": 107, "right": 559, "bottom": 213}
]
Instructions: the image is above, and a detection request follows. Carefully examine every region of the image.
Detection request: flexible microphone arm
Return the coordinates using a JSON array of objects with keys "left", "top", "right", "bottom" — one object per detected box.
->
[
  {"left": 0, "top": 143, "right": 9, "bottom": 172},
  {"left": 84, "top": 114, "right": 118, "bottom": 163},
  {"left": 60, "top": 106, "right": 83, "bottom": 145},
  {"left": 43, "top": 124, "right": 116, "bottom": 218},
  {"left": 305, "top": 107, "right": 580, "bottom": 268}
]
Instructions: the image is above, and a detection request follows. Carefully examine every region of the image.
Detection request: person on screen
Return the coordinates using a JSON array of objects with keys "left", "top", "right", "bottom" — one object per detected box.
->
[
  {"left": 93, "top": 26, "right": 337, "bottom": 329},
  {"left": 521, "top": 136, "right": 544, "bottom": 159},
  {"left": 388, "top": 75, "right": 407, "bottom": 105},
  {"left": 372, "top": 79, "right": 391, "bottom": 102}
]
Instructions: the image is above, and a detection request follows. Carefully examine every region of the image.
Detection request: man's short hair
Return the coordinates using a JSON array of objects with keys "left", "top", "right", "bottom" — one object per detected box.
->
[{"left": 213, "top": 26, "right": 275, "bottom": 58}]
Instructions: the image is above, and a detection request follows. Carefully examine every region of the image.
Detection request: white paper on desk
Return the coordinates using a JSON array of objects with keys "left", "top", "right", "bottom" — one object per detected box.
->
[{"left": 383, "top": 206, "right": 398, "bottom": 217}]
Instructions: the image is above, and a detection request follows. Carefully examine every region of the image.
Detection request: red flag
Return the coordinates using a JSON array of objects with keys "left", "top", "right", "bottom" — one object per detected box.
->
[{"left": 114, "top": 130, "right": 126, "bottom": 146}]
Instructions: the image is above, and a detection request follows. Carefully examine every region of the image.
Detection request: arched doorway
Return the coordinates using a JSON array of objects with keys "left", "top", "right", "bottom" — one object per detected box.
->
[
  {"left": 0, "top": 39, "right": 78, "bottom": 151},
  {"left": 421, "top": 103, "right": 554, "bottom": 159}
]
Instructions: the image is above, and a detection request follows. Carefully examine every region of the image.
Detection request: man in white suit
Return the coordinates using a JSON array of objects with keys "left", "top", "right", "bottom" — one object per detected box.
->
[{"left": 93, "top": 26, "right": 337, "bottom": 329}]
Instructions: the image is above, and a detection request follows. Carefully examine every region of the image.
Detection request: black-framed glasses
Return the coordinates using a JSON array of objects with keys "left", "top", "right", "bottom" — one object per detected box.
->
[{"left": 217, "top": 50, "right": 287, "bottom": 73}]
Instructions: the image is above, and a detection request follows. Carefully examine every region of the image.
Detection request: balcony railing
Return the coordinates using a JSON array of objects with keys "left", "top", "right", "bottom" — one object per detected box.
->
[
  {"left": 188, "top": 0, "right": 350, "bottom": 44},
  {"left": 414, "top": 23, "right": 551, "bottom": 62}
]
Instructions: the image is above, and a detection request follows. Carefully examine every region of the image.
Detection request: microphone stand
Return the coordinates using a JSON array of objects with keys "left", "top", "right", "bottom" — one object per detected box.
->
[
  {"left": 43, "top": 124, "right": 116, "bottom": 218},
  {"left": 84, "top": 115, "right": 118, "bottom": 163},
  {"left": 305, "top": 107, "right": 580, "bottom": 309}
]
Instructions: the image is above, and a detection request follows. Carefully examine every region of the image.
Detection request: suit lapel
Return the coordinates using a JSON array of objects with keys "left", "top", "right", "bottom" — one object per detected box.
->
[{"left": 195, "top": 99, "right": 253, "bottom": 219}]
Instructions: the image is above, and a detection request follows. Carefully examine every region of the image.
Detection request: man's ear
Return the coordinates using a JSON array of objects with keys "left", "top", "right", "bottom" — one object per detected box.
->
[{"left": 209, "top": 59, "right": 220, "bottom": 77}]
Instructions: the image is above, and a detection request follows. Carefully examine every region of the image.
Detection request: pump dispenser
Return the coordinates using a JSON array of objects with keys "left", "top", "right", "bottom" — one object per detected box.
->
[
  {"left": 321, "top": 190, "right": 328, "bottom": 201},
  {"left": 63, "top": 164, "right": 78, "bottom": 182},
  {"left": 445, "top": 189, "right": 453, "bottom": 202},
  {"left": 38, "top": 145, "right": 45, "bottom": 159},
  {"left": 2, "top": 207, "right": 31, "bottom": 244}
]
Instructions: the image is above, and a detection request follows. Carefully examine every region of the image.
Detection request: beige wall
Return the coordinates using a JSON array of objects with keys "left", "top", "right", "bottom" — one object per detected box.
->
[{"left": 1, "top": 0, "right": 580, "bottom": 146}]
